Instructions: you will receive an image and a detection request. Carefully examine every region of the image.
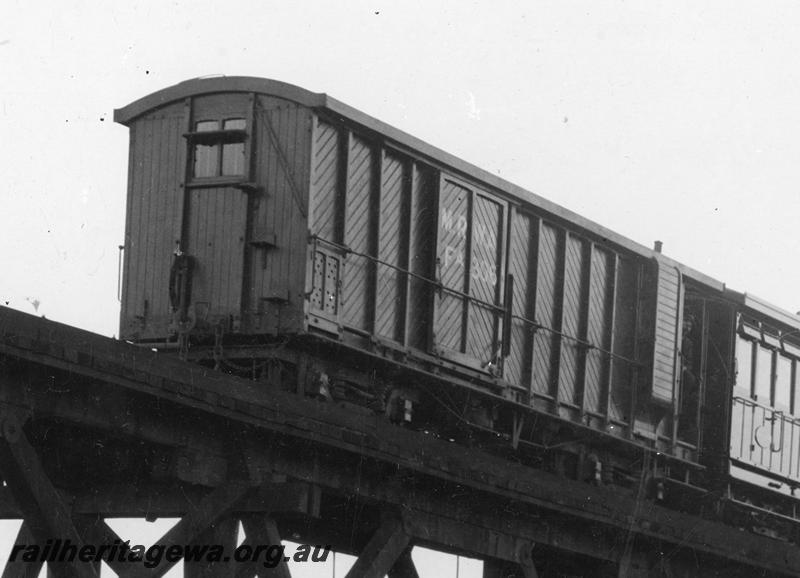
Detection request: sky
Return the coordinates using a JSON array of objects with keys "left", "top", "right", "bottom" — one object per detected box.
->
[
  {"left": 4, "top": 1, "right": 800, "bottom": 337},
  {"left": 2, "top": 0, "right": 800, "bottom": 575}
]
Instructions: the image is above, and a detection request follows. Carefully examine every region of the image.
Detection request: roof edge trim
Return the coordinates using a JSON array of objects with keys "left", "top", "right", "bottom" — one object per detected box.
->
[
  {"left": 733, "top": 291, "right": 800, "bottom": 331},
  {"left": 113, "top": 76, "right": 328, "bottom": 125}
]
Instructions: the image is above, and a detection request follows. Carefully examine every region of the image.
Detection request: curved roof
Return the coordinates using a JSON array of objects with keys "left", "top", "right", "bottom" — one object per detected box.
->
[
  {"left": 115, "top": 76, "right": 726, "bottom": 292},
  {"left": 114, "top": 76, "right": 330, "bottom": 124}
]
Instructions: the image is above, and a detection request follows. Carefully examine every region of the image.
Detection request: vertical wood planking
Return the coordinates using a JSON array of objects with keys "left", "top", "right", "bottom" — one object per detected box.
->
[
  {"left": 504, "top": 210, "right": 534, "bottom": 389},
  {"left": 552, "top": 230, "right": 568, "bottom": 405},
  {"left": 558, "top": 233, "right": 584, "bottom": 406},
  {"left": 627, "top": 264, "right": 645, "bottom": 436},
  {"left": 376, "top": 151, "right": 408, "bottom": 342},
  {"left": 239, "top": 94, "right": 256, "bottom": 319},
  {"left": 584, "top": 245, "right": 612, "bottom": 416},
  {"left": 255, "top": 107, "right": 278, "bottom": 302},
  {"left": 240, "top": 100, "right": 312, "bottom": 331},
  {"left": 671, "top": 268, "right": 685, "bottom": 450},
  {"left": 306, "top": 117, "right": 343, "bottom": 325},
  {"left": 274, "top": 104, "right": 291, "bottom": 299},
  {"left": 435, "top": 179, "right": 470, "bottom": 353},
  {"left": 402, "top": 163, "right": 418, "bottom": 349},
  {"left": 124, "top": 119, "right": 146, "bottom": 321},
  {"left": 652, "top": 263, "right": 682, "bottom": 405},
  {"left": 526, "top": 218, "right": 542, "bottom": 394},
  {"left": 466, "top": 195, "right": 503, "bottom": 363},
  {"left": 186, "top": 187, "right": 247, "bottom": 318},
  {"left": 406, "top": 165, "right": 435, "bottom": 351},
  {"left": 143, "top": 116, "right": 160, "bottom": 320},
  {"left": 460, "top": 188, "right": 474, "bottom": 355},
  {"left": 579, "top": 242, "right": 605, "bottom": 413},
  {"left": 121, "top": 106, "right": 186, "bottom": 339},
  {"left": 604, "top": 254, "right": 619, "bottom": 421},
  {"left": 368, "top": 147, "right": 382, "bottom": 336},
  {"left": 309, "top": 119, "right": 342, "bottom": 242},
  {"left": 292, "top": 103, "right": 311, "bottom": 287},
  {"left": 577, "top": 242, "right": 593, "bottom": 414},
  {"left": 342, "top": 134, "right": 375, "bottom": 331},
  {"left": 177, "top": 97, "right": 192, "bottom": 259},
  {"left": 119, "top": 122, "right": 137, "bottom": 325},
  {"left": 289, "top": 103, "right": 314, "bottom": 316},
  {"left": 532, "top": 222, "right": 561, "bottom": 397},
  {"left": 372, "top": 149, "right": 386, "bottom": 338},
  {"left": 265, "top": 107, "right": 281, "bottom": 298}
]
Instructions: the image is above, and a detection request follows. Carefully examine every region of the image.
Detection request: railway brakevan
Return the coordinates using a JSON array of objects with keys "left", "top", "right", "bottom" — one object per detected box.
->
[{"left": 115, "top": 77, "right": 800, "bottom": 541}]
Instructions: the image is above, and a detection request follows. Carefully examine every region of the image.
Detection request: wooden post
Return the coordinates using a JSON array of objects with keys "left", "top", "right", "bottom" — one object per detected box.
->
[{"left": 184, "top": 517, "right": 238, "bottom": 578}]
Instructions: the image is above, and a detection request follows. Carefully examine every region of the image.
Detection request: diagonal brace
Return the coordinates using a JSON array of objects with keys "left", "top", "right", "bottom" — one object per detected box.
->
[
  {"left": 387, "top": 548, "right": 419, "bottom": 578},
  {"left": 1, "top": 522, "right": 44, "bottom": 578},
  {"left": 238, "top": 514, "right": 291, "bottom": 578},
  {"left": 345, "top": 517, "right": 410, "bottom": 578},
  {"left": 73, "top": 517, "right": 135, "bottom": 578},
  {"left": 123, "top": 481, "right": 251, "bottom": 578},
  {"left": 0, "top": 413, "right": 97, "bottom": 578}
]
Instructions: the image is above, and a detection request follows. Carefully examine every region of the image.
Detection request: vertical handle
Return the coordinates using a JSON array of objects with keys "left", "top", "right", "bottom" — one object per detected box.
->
[
  {"left": 501, "top": 274, "right": 514, "bottom": 357},
  {"left": 771, "top": 411, "right": 785, "bottom": 453},
  {"left": 117, "top": 245, "right": 125, "bottom": 303}
]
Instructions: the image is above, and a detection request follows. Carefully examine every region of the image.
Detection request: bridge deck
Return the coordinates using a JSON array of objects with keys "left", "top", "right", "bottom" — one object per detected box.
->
[{"left": 0, "top": 306, "right": 796, "bottom": 577}]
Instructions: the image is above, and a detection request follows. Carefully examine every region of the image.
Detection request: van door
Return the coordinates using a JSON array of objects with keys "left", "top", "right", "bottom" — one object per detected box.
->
[{"left": 433, "top": 176, "right": 506, "bottom": 372}]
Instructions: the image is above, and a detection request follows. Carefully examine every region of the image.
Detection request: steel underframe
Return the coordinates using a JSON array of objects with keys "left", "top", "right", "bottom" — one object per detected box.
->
[{"left": 0, "top": 307, "right": 798, "bottom": 577}]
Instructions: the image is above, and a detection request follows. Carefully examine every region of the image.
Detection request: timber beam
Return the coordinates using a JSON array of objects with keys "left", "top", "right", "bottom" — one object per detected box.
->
[
  {"left": 0, "top": 482, "right": 319, "bottom": 520},
  {"left": 483, "top": 559, "right": 538, "bottom": 578}
]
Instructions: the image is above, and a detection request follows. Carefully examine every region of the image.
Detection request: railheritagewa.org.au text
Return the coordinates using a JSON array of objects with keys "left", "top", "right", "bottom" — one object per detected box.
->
[{"left": 10, "top": 539, "right": 331, "bottom": 569}]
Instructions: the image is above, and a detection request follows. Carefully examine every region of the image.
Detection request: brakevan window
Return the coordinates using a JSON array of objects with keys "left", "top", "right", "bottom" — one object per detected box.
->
[
  {"left": 775, "top": 354, "right": 792, "bottom": 409},
  {"left": 192, "top": 118, "right": 247, "bottom": 178},
  {"left": 755, "top": 345, "right": 772, "bottom": 403},
  {"left": 736, "top": 327, "right": 799, "bottom": 412},
  {"left": 735, "top": 336, "right": 753, "bottom": 392}
]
